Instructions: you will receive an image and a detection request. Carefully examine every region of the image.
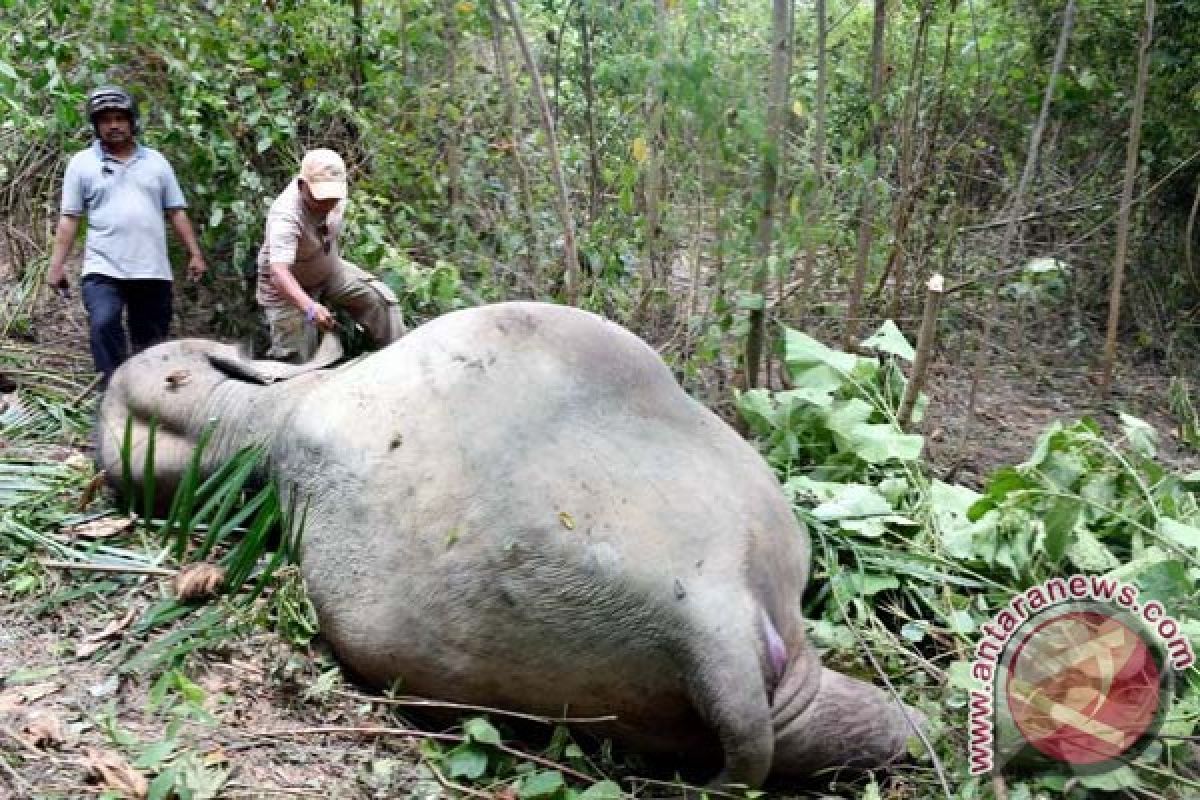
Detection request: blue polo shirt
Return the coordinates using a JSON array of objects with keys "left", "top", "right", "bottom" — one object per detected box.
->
[{"left": 60, "top": 141, "right": 188, "bottom": 281}]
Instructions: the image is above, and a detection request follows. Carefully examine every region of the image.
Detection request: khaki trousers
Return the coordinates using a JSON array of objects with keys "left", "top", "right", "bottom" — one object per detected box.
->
[{"left": 264, "top": 260, "right": 405, "bottom": 362}]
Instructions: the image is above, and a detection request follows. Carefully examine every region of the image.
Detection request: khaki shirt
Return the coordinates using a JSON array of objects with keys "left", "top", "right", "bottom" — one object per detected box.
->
[{"left": 256, "top": 178, "right": 346, "bottom": 307}]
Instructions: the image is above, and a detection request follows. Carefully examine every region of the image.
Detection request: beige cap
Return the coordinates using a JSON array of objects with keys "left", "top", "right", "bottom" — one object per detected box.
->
[{"left": 299, "top": 148, "right": 348, "bottom": 200}]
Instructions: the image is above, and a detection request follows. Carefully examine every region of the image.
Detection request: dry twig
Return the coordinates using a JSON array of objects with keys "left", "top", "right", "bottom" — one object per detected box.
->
[{"left": 246, "top": 726, "right": 597, "bottom": 784}]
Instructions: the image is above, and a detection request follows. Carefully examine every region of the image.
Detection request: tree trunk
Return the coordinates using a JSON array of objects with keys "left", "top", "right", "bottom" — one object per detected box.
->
[
  {"left": 883, "top": 0, "right": 934, "bottom": 323},
  {"left": 744, "top": 0, "right": 794, "bottom": 389},
  {"left": 842, "top": 0, "right": 888, "bottom": 349},
  {"left": 1099, "top": 0, "right": 1155, "bottom": 392},
  {"left": 899, "top": 273, "right": 944, "bottom": 429},
  {"left": 579, "top": 1, "right": 601, "bottom": 222},
  {"left": 443, "top": 0, "right": 462, "bottom": 219},
  {"left": 957, "top": 0, "right": 1077, "bottom": 458},
  {"left": 796, "top": 0, "right": 827, "bottom": 320},
  {"left": 501, "top": 0, "right": 583, "bottom": 304},
  {"left": 351, "top": 0, "right": 365, "bottom": 94},
  {"left": 643, "top": 0, "right": 669, "bottom": 285},
  {"left": 488, "top": 0, "right": 540, "bottom": 273}
]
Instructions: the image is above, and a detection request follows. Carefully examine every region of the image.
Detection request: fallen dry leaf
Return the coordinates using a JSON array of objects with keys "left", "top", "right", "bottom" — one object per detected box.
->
[
  {"left": 20, "top": 709, "right": 67, "bottom": 748},
  {"left": 0, "top": 682, "right": 62, "bottom": 712},
  {"left": 78, "top": 470, "right": 108, "bottom": 511},
  {"left": 558, "top": 511, "right": 575, "bottom": 530},
  {"left": 63, "top": 452, "right": 91, "bottom": 471},
  {"left": 83, "top": 747, "right": 148, "bottom": 799},
  {"left": 174, "top": 563, "right": 226, "bottom": 601},
  {"left": 64, "top": 515, "right": 134, "bottom": 540},
  {"left": 76, "top": 608, "right": 137, "bottom": 658}
]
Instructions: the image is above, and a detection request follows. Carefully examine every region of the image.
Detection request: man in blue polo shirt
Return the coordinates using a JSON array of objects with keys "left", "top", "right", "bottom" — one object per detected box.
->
[{"left": 47, "top": 85, "right": 207, "bottom": 384}]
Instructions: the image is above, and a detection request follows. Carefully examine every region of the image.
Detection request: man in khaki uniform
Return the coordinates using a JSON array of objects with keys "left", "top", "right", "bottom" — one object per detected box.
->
[{"left": 257, "top": 148, "right": 404, "bottom": 362}]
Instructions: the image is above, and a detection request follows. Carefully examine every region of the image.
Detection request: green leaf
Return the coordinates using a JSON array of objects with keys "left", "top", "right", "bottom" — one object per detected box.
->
[
  {"left": 1108, "top": 550, "right": 1193, "bottom": 607},
  {"left": 520, "top": 770, "right": 565, "bottom": 799},
  {"left": 578, "top": 781, "right": 624, "bottom": 800},
  {"left": 859, "top": 320, "right": 916, "bottom": 362},
  {"left": 826, "top": 399, "right": 924, "bottom": 463},
  {"left": 0, "top": 61, "right": 17, "bottom": 81},
  {"left": 148, "top": 768, "right": 178, "bottom": 800},
  {"left": 1079, "top": 766, "right": 1141, "bottom": 791},
  {"left": 1066, "top": 528, "right": 1119, "bottom": 572},
  {"left": 811, "top": 484, "right": 892, "bottom": 521},
  {"left": 1119, "top": 412, "right": 1158, "bottom": 458},
  {"left": 736, "top": 292, "right": 764, "bottom": 311},
  {"left": 1157, "top": 518, "right": 1200, "bottom": 552},
  {"left": 835, "top": 571, "right": 899, "bottom": 599},
  {"left": 783, "top": 328, "right": 861, "bottom": 380},
  {"left": 445, "top": 745, "right": 489, "bottom": 780},
  {"left": 1019, "top": 422, "right": 1064, "bottom": 470},
  {"left": 1043, "top": 498, "right": 1081, "bottom": 561},
  {"left": 135, "top": 739, "right": 178, "bottom": 769},
  {"left": 464, "top": 716, "right": 501, "bottom": 745}
]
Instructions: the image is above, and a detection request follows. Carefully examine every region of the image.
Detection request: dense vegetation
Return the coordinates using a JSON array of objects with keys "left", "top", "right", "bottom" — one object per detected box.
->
[{"left": 3, "top": 0, "right": 1200, "bottom": 798}]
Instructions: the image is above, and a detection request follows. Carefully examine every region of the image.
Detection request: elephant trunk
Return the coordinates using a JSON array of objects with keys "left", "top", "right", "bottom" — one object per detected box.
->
[{"left": 767, "top": 652, "right": 927, "bottom": 780}]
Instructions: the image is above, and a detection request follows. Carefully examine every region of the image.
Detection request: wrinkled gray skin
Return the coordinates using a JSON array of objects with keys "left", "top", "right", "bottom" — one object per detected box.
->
[{"left": 98, "top": 302, "right": 923, "bottom": 787}]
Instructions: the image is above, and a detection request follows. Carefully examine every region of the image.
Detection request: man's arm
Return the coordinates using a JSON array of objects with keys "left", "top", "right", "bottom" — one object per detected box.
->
[
  {"left": 166, "top": 208, "right": 207, "bottom": 281},
  {"left": 269, "top": 262, "right": 336, "bottom": 331},
  {"left": 47, "top": 214, "right": 81, "bottom": 291}
]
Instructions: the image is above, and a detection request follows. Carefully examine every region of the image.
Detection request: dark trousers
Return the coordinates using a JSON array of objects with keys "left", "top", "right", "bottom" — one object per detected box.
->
[{"left": 81, "top": 274, "right": 173, "bottom": 383}]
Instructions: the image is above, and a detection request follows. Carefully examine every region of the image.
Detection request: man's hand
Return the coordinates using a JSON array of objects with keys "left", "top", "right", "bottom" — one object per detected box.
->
[
  {"left": 307, "top": 302, "right": 337, "bottom": 332},
  {"left": 46, "top": 263, "right": 69, "bottom": 297},
  {"left": 186, "top": 253, "right": 207, "bottom": 281}
]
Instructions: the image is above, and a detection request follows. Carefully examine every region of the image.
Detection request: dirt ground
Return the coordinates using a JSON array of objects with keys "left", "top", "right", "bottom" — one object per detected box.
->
[{"left": 2, "top": 266, "right": 1197, "bottom": 798}]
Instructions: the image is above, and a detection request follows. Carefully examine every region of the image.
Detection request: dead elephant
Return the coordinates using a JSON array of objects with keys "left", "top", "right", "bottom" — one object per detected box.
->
[{"left": 97, "top": 302, "right": 925, "bottom": 788}]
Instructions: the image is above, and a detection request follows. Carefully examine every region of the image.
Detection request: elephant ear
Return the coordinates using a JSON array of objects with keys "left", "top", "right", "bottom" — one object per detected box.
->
[{"left": 208, "top": 334, "right": 345, "bottom": 385}]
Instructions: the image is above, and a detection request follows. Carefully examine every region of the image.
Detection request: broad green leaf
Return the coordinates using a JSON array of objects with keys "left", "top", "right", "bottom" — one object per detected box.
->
[
  {"left": 860, "top": 320, "right": 916, "bottom": 362},
  {"left": 520, "top": 770, "right": 565, "bottom": 799},
  {"left": 929, "top": 479, "right": 981, "bottom": 531},
  {"left": 775, "top": 386, "right": 836, "bottom": 410},
  {"left": 1040, "top": 449, "right": 1088, "bottom": 490},
  {"left": 445, "top": 745, "right": 488, "bottom": 780},
  {"left": 1066, "top": 528, "right": 1119, "bottom": 572},
  {"left": 464, "top": 716, "right": 501, "bottom": 745},
  {"left": 736, "top": 292, "right": 764, "bottom": 311},
  {"left": 784, "top": 328, "right": 861, "bottom": 378},
  {"left": 836, "top": 572, "right": 899, "bottom": 598},
  {"left": 825, "top": 406, "right": 925, "bottom": 463},
  {"left": 838, "top": 517, "right": 888, "bottom": 537},
  {"left": 736, "top": 389, "right": 777, "bottom": 433},
  {"left": 1119, "top": 412, "right": 1158, "bottom": 458},
  {"left": 1019, "top": 422, "right": 1064, "bottom": 470},
  {"left": 134, "top": 739, "right": 177, "bottom": 768},
  {"left": 1043, "top": 498, "right": 1082, "bottom": 561},
  {"left": 1157, "top": 518, "right": 1200, "bottom": 552},
  {"left": 1079, "top": 766, "right": 1141, "bottom": 791},
  {"left": 811, "top": 484, "right": 893, "bottom": 521},
  {"left": 785, "top": 475, "right": 848, "bottom": 505},
  {"left": 578, "top": 781, "right": 624, "bottom": 800},
  {"left": 148, "top": 768, "right": 178, "bottom": 800},
  {"left": 1108, "top": 550, "right": 1193, "bottom": 607},
  {"left": 942, "top": 509, "right": 998, "bottom": 561}
]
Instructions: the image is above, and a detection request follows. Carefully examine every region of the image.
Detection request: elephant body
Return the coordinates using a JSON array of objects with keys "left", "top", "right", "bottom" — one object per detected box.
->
[{"left": 98, "top": 302, "right": 921, "bottom": 786}]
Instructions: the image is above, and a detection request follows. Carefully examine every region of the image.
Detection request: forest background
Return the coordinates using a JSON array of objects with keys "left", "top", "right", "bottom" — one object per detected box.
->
[{"left": 3, "top": 0, "right": 1200, "bottom": 798}]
